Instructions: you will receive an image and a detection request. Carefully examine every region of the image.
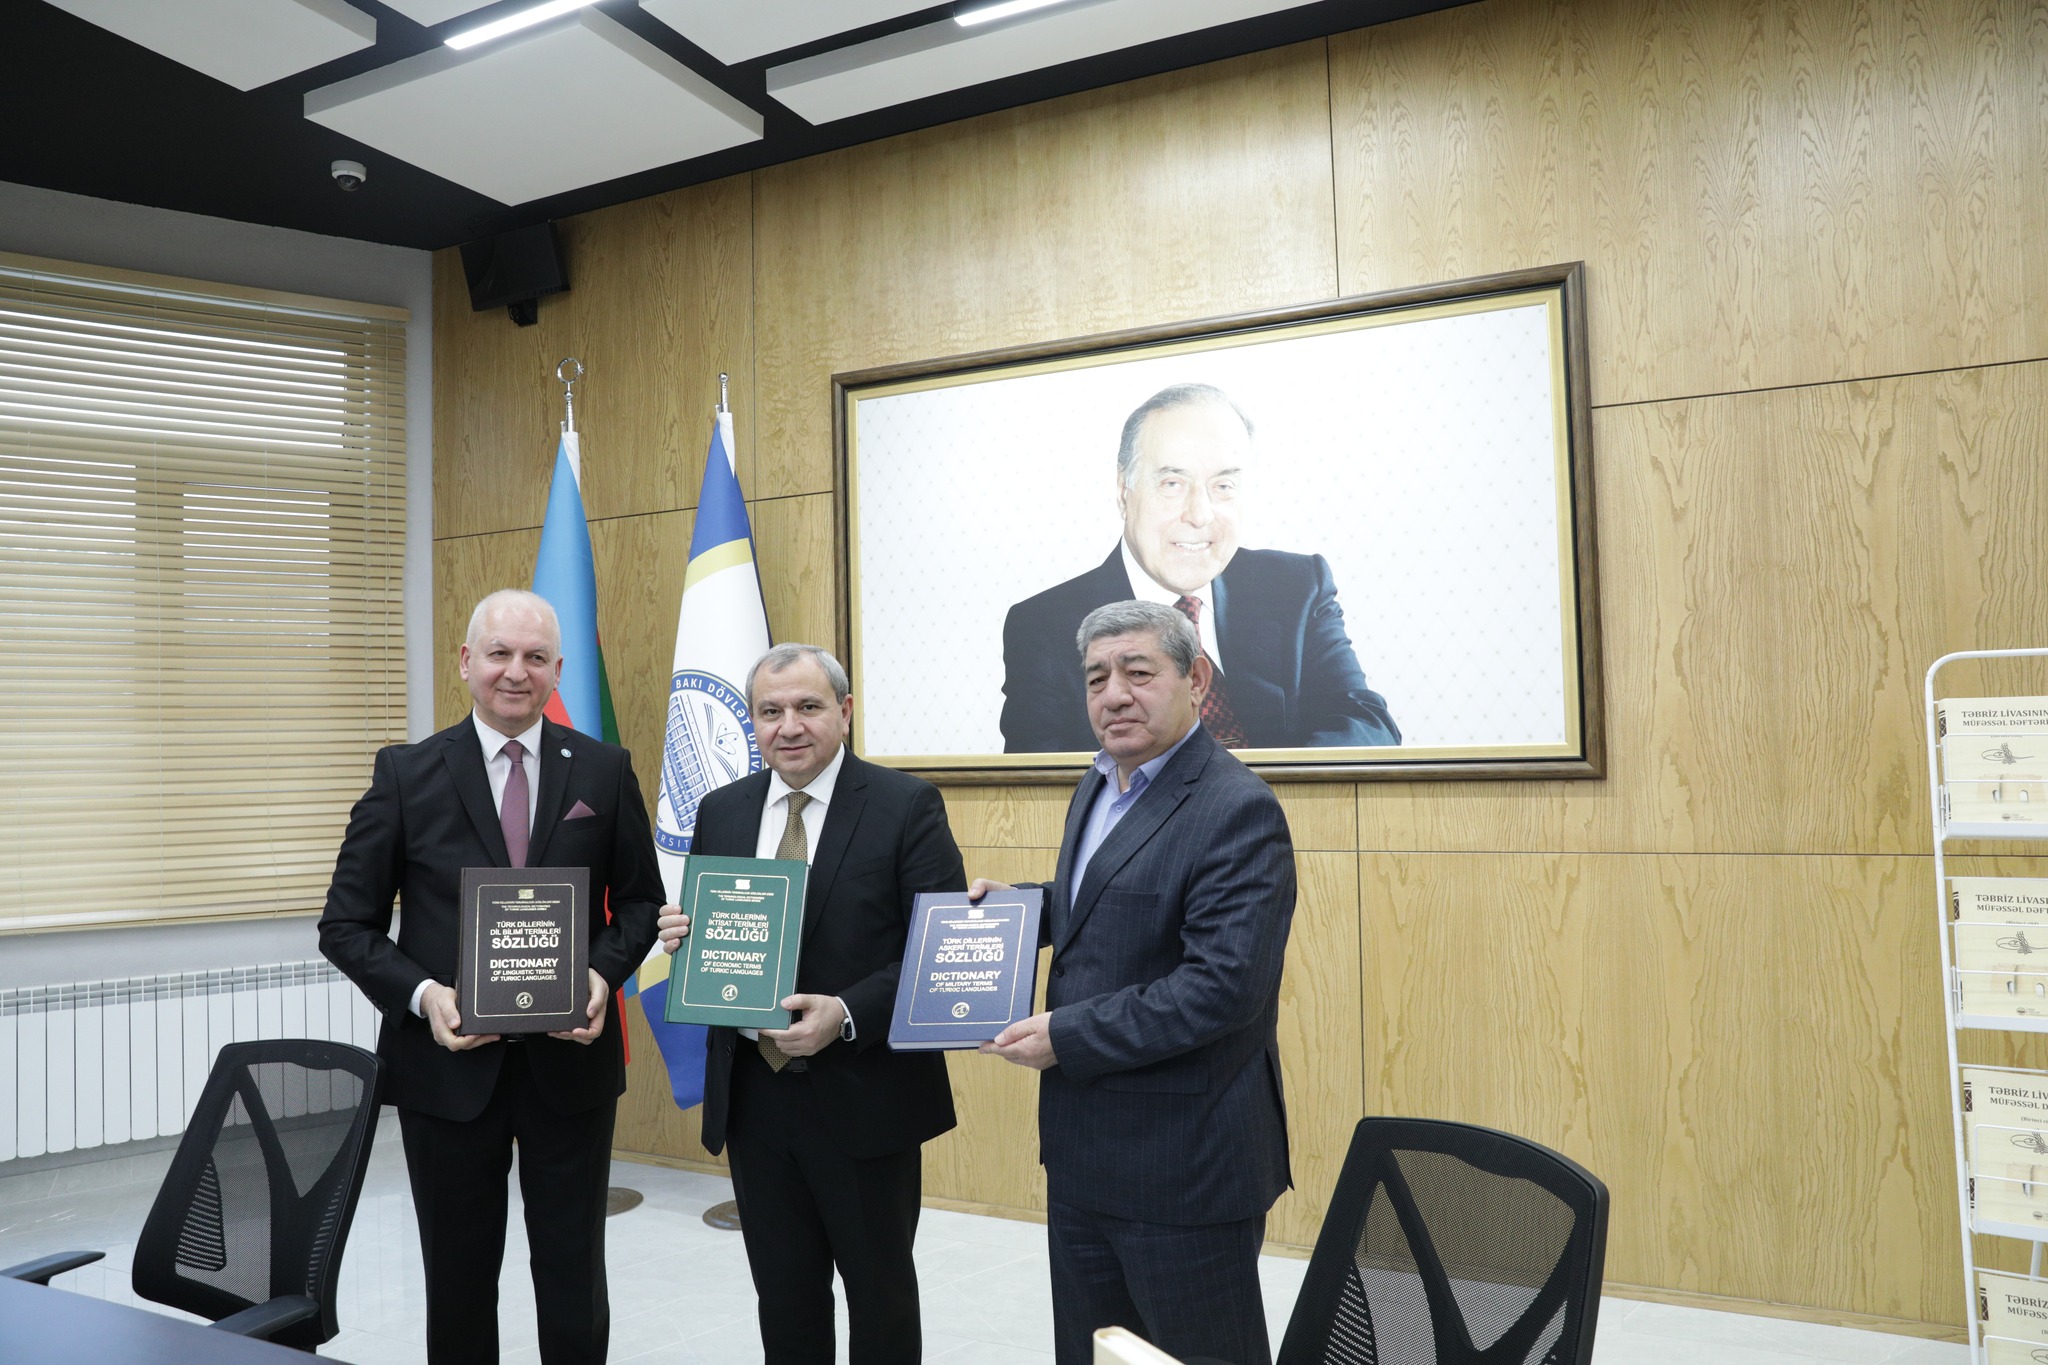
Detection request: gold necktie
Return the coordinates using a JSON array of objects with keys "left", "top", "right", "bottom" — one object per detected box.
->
[{"left": 760, "top": 791, "right": 812, "bottom": 1072}]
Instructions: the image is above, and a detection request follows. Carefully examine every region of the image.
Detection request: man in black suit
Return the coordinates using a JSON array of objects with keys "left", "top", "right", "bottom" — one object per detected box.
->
[
  {"left": 979, "top": 600, "right": 1296, "bottom": 1365},
  {"left": 656, "top": 643, "right": 965, "bottom": 1365},
  {"left": 1000, "top": 382, "right": 1399, "bottom": 753},
  {"left": 319, "top": 589, "right": 665, "bottom": 1365}
]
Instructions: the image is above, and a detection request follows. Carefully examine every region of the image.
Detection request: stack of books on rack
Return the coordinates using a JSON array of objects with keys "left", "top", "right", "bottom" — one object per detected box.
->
[
  {"left": 1952, "top": 878, "right": 2048, "bottom": 1021},
  {"left": 1963, "top": 1068, "right": 2048, "bottom": 1233},
  {"left": 1976, "top": 1267, "right": 2048, "bottom": 1361},
  {"left": 1939, "top": 697, "right": 2048, "bottom": 835}
]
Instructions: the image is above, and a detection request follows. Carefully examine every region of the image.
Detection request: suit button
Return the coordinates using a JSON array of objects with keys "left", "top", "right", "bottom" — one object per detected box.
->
[{"left": 1052, "top": 965, "right": 1065, "bottom": 978}]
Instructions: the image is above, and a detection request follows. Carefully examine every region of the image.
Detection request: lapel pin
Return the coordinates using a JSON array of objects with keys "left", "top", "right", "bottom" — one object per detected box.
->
[{"left": 560, "top": 748, "right": 571, "bottom": 758}]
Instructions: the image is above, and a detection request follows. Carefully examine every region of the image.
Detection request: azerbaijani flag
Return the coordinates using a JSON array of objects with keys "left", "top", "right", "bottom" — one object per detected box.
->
[
  {"left": 533, "top": 431, "right": 616, "bottom": 740},
  {"left": 631, "top": 408, "right": 770, "bottom": 1110},
  {"left": 531, "top": 430, "right": 627, "bottom": 1050}
]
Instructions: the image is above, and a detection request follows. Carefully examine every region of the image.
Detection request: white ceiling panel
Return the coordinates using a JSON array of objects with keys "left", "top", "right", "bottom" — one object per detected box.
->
[
  {"left": 768, "top": 0, "right": 1319, "bottom": 124},
  {"left": 304, "top": 8, "right": 763, "bottom": 206},
  {"left": 376, "top": 0, "right": 495, "bottom": 26},
  {"left": 638, "top": 0, "right": 937, "bottom": 65},
  {"left": 46, "top": 0, "right": 375, "bottom": 91}
]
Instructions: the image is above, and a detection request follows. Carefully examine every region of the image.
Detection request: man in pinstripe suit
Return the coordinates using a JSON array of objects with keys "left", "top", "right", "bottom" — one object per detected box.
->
[{"left": 977, "top": 599, "right": 1297, "bottom": 1365}]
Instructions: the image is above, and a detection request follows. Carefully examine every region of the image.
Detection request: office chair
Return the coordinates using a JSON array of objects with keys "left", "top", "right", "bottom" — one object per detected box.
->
[
  {"left": 3, "top": 1038, "right": 384, "bottom": 1349},
  {"left": 1276, "top": 1116, "right": 1609, "bottom": 1365}
]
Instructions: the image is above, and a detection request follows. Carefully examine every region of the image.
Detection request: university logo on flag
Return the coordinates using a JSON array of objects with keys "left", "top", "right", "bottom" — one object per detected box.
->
[{"left": 656, "top": 670, "right": 757, "bottom": 858}]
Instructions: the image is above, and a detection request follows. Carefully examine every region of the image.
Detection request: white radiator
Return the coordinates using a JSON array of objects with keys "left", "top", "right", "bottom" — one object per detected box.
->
[{"left": 0, "top": 960, "right": 380, "bottom": 1163}]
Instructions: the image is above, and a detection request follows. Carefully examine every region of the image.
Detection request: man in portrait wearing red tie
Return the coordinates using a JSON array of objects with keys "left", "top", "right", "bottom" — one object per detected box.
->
[
  {"left": 319, "top": 589, "right": 666, "bottom": 1365},
  {"left": 999, "top": 382, "right": 1401, "bottom": 754},
  {"left": 655, "top": 643, "right": 964, "bottom": 1365}
]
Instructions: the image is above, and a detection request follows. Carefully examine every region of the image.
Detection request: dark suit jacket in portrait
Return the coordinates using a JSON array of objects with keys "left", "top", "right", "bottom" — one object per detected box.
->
[
  {"left": 693, "top": 750, "right": 965, "bottom": 1160},
  {"left": 1000, "top": 544, "right": 1401, "bottom": 754},
  {"left": 318, "top": 717, "right": 664, "bottom": 1120},
  {"left": 1037, "top": 723, "right": 1296, "bottom": 1226}
]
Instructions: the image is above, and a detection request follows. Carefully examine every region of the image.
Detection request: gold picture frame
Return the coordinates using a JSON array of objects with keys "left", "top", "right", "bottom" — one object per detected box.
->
[{"left": 834, "top": 262, "right": 1601, "bottom": 784}]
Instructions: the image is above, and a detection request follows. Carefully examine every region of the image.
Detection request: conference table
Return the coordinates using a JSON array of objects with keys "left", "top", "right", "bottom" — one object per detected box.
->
[{"left": 0, "top": 1275, "right": 310, "bottom": 1362}]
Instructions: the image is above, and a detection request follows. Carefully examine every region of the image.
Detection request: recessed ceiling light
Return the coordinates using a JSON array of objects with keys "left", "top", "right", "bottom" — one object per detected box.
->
[
  {"left": 445, "top": 0, "right": 599, "bottom": 49},
  {"left": 954, "top": 0, "right": 1080, "bottom": 27}
]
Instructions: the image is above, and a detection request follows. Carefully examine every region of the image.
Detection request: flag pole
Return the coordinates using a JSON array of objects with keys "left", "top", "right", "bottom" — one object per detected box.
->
[
  {"left": 557, "top": 356, "right": 583, "bottom": 434},
  {"left": 700, "top": 365, "right": 742, "bottom": 1233},
  {"left": 547, "top": 350, "right": 640, "bottom": 1217}
]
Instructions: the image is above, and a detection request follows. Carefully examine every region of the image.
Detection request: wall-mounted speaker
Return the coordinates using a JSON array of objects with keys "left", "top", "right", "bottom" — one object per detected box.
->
[{"left": 459, "top": 222, "right": 568, "bottom": 326}]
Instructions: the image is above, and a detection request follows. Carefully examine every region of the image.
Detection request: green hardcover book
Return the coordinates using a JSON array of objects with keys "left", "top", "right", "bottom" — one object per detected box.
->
[{"left": 662, "top": 855, "right": 808, "bottom": 1029}]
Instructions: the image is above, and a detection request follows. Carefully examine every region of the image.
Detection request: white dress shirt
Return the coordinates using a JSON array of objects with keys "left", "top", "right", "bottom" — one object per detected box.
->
[
  {"left": 1120, "top": 538, "right": 1225, "bottom": 672},
  {"left": 753, "top": 745, "right": 844, "bottom": 862},
  {"left": 409, "top": 713, "right": 545, "bottom": 1017},
  {"left": 745, "top": 746, "right": 851, "bottom": 1040}
]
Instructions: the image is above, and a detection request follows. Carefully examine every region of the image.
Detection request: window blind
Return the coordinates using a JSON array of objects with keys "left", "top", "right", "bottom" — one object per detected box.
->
[{"left": 0, "top": 251, "right": 408, "bottom": 933}]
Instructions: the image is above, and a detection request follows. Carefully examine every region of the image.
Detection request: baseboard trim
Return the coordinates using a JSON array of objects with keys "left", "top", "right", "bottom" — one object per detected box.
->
[
  {"left": 608, "top": 1156, "right": 1965, "bottom": 1344},
  {"left": 611, "top": 1149, "right": 727, "bottom": 1177},
  {"left": 923, "top": 1194, "right": 1049, "bottom": 1224},
  {"left": 1598, "top": 1281, "right": 1966, "bottom": 1343},
  {"left": 0, "top": 1132, "right": 182, "bottom": 1176}
]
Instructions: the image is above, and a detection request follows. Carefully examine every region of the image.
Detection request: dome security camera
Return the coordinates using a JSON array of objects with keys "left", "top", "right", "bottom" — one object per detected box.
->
[{"left": 331, "top": 160, "right": 367, "bottom": 192}]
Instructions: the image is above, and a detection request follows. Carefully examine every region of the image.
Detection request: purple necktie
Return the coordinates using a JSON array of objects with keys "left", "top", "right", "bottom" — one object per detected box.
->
[{"left": 500, "top": 740, "right": 529, "bottom": 868}]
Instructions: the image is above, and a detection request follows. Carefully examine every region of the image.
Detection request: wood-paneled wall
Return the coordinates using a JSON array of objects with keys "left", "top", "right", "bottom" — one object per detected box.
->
[{"left": 432, "top": 0, "right": 2048, "bottom": 1330}]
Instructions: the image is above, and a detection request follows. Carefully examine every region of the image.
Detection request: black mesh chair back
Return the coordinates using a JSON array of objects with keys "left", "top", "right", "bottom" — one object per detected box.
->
[
  {"left": 132, "top": 1038, "right": 383, "bottom": 1348},
  {"left": 1276, "top": 1117, "right": 1609, "bottom": 1365}
]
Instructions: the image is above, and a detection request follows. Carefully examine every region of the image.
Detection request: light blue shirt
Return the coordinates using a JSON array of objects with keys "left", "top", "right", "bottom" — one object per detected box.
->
[{"left": 1073, "top": 723, "right": 1200, "bottom": 891}]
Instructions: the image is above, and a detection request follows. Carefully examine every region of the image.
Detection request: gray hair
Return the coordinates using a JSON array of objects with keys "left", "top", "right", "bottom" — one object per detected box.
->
[
  {"left": 466, "top": 589, "right": 561, "bottom": 652},
  {"left": 1116, "top": 383, "right": 1254, "bottom": 490},
  {"left": 1075, "top": 600, "right": 1199, "bottom": 677},
  {"left": 746, "top": 643, "right": 851, "bottom": 705}
]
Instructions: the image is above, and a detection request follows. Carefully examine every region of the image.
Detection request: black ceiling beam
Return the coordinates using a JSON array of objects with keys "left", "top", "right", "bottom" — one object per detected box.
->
[{"left": 5, "top": 0, "right": 1472, "bottom": 252}]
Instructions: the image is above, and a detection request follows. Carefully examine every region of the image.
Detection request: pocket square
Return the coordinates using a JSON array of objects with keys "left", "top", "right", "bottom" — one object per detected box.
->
[{"left": 564, "top": 800, "right": 599, "bottom": 821}]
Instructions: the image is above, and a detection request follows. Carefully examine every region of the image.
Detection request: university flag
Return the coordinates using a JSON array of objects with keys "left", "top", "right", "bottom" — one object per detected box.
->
[{"left": 630, "top": 409, "right": 770, "bottom": 1109}]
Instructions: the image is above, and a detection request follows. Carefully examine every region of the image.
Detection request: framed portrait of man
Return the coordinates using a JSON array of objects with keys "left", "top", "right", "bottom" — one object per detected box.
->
[{"left": 834, "top": 262, "right": 1601, "bottom": 783}]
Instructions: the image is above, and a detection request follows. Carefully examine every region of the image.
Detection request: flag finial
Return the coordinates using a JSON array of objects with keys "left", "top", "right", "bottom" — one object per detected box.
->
[
  {"left": 718, "top": 371, "right": 729, "bottom": 415},
  {"left": 557, "top": 357, "right": 583, "bottom": 433}
]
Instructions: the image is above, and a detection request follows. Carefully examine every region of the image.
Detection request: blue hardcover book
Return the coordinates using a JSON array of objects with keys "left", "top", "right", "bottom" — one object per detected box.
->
[{"left": 888, "top": 889, "right": 1045, "bottom": 1051}]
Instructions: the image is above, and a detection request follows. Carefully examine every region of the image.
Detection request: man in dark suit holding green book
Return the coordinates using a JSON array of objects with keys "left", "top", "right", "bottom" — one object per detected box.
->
[{"left": 657, "top": 642, "right": 964, "bottom": 1365}]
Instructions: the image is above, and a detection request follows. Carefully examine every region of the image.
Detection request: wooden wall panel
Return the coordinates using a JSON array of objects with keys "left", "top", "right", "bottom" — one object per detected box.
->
[
  {"left": 1275, "top": 784, "right": 1358, "bottom": 853},
  {"left": 751, "top": 42, "right": 1341, "bottom": 500},
  {"left": 1361, "top": 850, "right": 1957, "bottom": 1322},
  {"left": 942, "top": 787, "right": 1073, "bottom": 852},
  {"left": 432, "top": 252, "right": 554, "bottom": 542},
  {"left": 588, "top": 507, "right": 692, "bottom": 817},
  {"left": 1330, "top": 0, "right": 2048, "bottom": 407},
  {"left": 1268, "top": 851, "right": 1364, "bottom": 1249},
  {"left": 1362, "top": 360, "right": 2048, "bottom": 859},
  {"left": 431, "top": 529, "right": 541, "bottom": 728},
  {"left": 426, "top": 0, "right": 2048, "bottom": 1330},
  {"left": 432, "top": 177, "right": 755, "bottom": 543},
  {"left": 751, "top": 492, "right": 837, "bottom": 650},
  {"left": 544, "top": 182, "right": 757, "bottom": 520}
]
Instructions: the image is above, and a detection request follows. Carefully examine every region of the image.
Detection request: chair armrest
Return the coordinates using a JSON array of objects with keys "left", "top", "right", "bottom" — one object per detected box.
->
[
  {"left": 210, "top": 1294, "right": 319, "bottom": 1339},
  {"left": 0, "top": 1250, "right": 107, "bottom": 1284}
]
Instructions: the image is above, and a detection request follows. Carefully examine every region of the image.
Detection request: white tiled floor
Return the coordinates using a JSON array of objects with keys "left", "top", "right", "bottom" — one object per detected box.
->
[{"left": 0, "top": 1130, "right": 1970, "bottom": 1364}]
